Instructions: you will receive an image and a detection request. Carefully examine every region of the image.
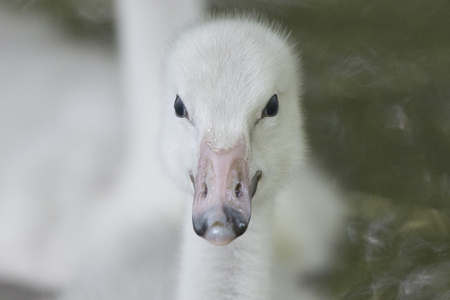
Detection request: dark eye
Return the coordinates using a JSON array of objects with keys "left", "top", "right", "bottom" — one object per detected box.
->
[
  {"left": 263, "top": 94, "right": 279, "bottom": 117},
  {"left": 174, "top": 95, "right": 188, "bottom": 118}
]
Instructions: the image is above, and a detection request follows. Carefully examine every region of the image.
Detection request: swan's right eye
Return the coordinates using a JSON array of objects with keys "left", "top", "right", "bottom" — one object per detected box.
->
[
  {"left": 174, "top": 95, "right": 188, "bottom": 118},
  {"left": 262, "top": 94, "right": 279, "bottom": 117}
]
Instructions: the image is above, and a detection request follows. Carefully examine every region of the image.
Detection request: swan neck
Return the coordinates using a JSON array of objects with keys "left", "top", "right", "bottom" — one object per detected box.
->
[{"left": 177, "top": 197, "right": 275, "bottom": 299}]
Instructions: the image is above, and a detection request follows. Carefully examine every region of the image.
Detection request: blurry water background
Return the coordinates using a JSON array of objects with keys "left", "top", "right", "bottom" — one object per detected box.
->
[{"left": 1, "top": 0, "right": 449, "bottom": 299}]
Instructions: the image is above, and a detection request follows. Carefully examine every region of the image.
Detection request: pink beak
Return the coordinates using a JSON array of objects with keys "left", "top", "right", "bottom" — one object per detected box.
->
[{"left": 192, "top": 139, "right": 262, "bottom": 246}]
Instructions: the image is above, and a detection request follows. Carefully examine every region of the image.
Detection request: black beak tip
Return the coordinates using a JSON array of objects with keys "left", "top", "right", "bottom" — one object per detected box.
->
[
  {"left": 234, "top": 221, "right": 248, "bottom": 237},
  {"left": 193, "top": 217, "right": 208, "bottom": 237}
]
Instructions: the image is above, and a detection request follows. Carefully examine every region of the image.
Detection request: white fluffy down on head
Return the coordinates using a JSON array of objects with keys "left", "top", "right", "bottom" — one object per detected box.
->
[{"left": 160, "top": 16, "right": 306, "bottom": 197}]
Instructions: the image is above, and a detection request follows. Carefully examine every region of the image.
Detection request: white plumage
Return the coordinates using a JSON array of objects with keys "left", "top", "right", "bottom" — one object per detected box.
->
[{"left": 60, "top": 15, "right": 344, "bottom": 300}]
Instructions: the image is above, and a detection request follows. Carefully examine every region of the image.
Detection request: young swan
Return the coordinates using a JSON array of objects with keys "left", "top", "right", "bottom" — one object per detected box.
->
[
  {"left": 160, "top": 17, "right": 341, "bottom": 300},
  {"left": 57, "top": 16, "right": 342, "bottom": 300}
]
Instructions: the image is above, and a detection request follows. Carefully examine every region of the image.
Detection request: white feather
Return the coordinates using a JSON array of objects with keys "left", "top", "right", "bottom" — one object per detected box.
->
[{"left": 60, "top": 15, "right": 345, "bottom": 300}]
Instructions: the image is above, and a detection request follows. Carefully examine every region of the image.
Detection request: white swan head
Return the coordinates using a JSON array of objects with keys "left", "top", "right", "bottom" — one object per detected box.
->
[{"left": 160, "top": 16, "right": 306, "bottom": 245}]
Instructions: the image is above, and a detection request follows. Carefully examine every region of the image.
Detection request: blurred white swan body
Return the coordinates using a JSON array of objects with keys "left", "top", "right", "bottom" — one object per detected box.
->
[{"left": 60, "top": 16, "right": 343, "bottom": 300}]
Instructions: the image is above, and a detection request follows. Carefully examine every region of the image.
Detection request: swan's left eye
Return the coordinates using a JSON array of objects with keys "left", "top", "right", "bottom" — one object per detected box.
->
[
  {"left": 174, "top": 95, "right": 188, "bottom": 118},
  {"left": 263, "top": 94, "right": 279, "bottom": 117}
]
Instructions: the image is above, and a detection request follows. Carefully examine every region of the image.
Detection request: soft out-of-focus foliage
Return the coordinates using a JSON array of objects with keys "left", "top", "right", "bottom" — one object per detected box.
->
[
  {"left": 209, "top": 1, "right": 450, "bottom": 299},
  {"left": 289, "top": 1, "right": 450, "bottom": 208},
  {"left": 337, "top": 195, "right": 450, "bottom": 299}
]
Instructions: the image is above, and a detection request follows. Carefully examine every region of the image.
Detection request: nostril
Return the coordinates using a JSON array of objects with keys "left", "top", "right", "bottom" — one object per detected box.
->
[
  {"left": 235, "top": 182, "right": 243, "bottom": 198},
  {"left": 201, "top": 182, "right": 208, "bottom": 197}
]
